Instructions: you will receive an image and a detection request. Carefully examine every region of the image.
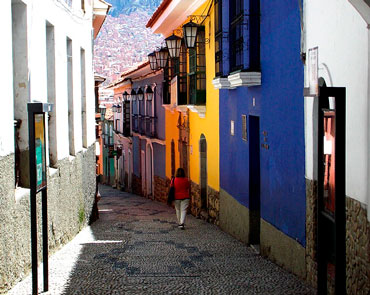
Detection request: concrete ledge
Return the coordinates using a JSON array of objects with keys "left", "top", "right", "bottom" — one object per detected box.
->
[
  {"left": 260, "top": 219, "right": 306, "bottom": 279},
  {"left": 219, "top": 189, "right": 250, "bottom": 244}
]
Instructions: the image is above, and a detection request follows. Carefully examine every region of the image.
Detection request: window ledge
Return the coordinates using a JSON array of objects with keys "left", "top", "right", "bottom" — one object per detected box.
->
[
  {"left": 212, "top": 77, "right": 236, "bottom": 89},
  {"left": 187, "top": 105, "right": 206, "bottom": 118},
  {"left": 228, "top": 72, "right": 261, "bottom": 88}
]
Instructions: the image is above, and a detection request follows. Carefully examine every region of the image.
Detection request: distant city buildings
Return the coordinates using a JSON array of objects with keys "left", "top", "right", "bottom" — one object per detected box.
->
[{"left": 94, "top": 12, "right": 163, "bottom": 85}]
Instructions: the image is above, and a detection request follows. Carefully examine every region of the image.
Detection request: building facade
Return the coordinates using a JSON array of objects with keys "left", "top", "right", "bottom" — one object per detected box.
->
[
  {"left": 304, "top": 0, "right": 370, "bottom": 293},
  {"left": 0, "top": 0, "right": 109, "bottom": 292},
  {"left": 215, "top": 0, "right": 306, "bottom": 278},
  {"left": 147, "top": 0, "right": 221, "bottom": 224}
]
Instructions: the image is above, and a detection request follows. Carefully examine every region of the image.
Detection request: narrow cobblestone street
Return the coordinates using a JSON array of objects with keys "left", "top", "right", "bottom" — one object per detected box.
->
[{"left": 9, "top": 185, "right": 315, "bottom": 295}]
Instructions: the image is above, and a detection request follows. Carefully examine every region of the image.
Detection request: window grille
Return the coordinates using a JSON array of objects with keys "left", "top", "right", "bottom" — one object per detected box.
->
[
  {"left": 215, "top": 0, "right": 223, "bottom": 77},
  {"left": 229, "top": 0, "right": 260, "bottom": 72},
  {"left": 173, "top": 42, "right": 188, "bottom": 105},
  {"left": 188, "top": 28, "right": 206, "bottom": 105}
]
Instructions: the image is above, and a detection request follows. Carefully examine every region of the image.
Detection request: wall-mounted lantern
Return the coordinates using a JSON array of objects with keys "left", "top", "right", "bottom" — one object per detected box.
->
[
  {"left": 137, "top": 88, "right": 144, "bottom": 101},
  {"left": 131, "top": 89, "right": 137, "bottom": 101},
  {"left": 146, "top": 86, "right": 154, "bottom": 101},
  {"left": 148, "top": 51, "right": 158, "bottom": 71},
  {"left": 122, "top": 91, "right": 129, "bottom": 101},
  {"left": 165, "top": 34, "right": 182, "bottom": 58},
  {"left": 99, "top": 104, "right": 106, "bottom": 121},
  {"left": 182, "top": 20, "right": 199, "bottom": 49},
  {"left": 116, "top": 104, "right": 122, "bottom": 113},
  {"left": 155, "top": 47, "right": 169, "bottom": 69}
]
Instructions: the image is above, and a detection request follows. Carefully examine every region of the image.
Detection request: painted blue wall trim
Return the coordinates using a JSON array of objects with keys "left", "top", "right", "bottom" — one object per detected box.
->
[{"left": 219, "top": 0, "right": 306, "bottom": 246}]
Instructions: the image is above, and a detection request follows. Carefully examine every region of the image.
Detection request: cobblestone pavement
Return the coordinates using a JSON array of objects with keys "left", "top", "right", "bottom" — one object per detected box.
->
[{"left": 9, "top": 185, "right": 316, "bottom": 295}]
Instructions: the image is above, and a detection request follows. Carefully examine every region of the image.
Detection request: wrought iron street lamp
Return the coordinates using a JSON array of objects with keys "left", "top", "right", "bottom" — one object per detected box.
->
[
  {"left": 137, "top": 88, "right": 144, "bottom": 101},
  {"left": 165, "top": 34, "right": 182, "bottom": 58},
  {"left": 155, "top": 47, "right": 169, "bottom": 69},
  {"left": 148, "top": 51, "right": 158, "bottom": 71},
  {"left": 146, "top": 86, "right": 154, "bottom": 101},
  {"left": 182, "top": 20, "right": 199, "bottom": 49},
  {"left": 116, "top": 104, "right": 122, "bottom": 113}
]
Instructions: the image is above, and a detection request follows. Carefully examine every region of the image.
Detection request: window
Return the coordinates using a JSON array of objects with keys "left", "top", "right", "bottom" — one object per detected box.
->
[
  {"left": 46, "top": 22, "right": 57, "bottom": 167},
  {"left": 173, "top": 42, "right": 188, "bottom": 105},
  {"left": 242, "top": 115, "right": 247, "bottom": 141},
  {"left": 163, "top": 58, "right": 174, "bottom": 104},
  {"left": 188, "top": 28, "right": 206, "bottom": 105},
  {"left": 67, "top": 37, "right": 75, "bottom": 155},
  {"left": 12, "top": 0, "right": 29, "bottom": 187},
  {"left": 80, "top": 48, "right": 87, "bottom": 148},
  {"left": 229, "top": 0, "right": 244, "bottom": 72},
  {"left": 123, "top": 99, "right": 130, "bottom": 136},
  {"left": 215, "top": 0, "right": 223, "bottom": 77},
  {"left": 229, "top": 0, "right": 260, "bottom": 72}
]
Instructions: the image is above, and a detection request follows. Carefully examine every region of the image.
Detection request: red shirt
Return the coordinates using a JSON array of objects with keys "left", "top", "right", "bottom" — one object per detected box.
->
[{"left": 172, "top": 177, "right": 190, "bottom": 200}]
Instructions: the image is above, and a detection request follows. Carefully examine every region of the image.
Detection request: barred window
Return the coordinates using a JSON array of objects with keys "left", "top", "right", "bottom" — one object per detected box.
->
[
  {"left": 215, "top": 0, "right": 223, "bottom": 77},
  {"left": 174, "top": 42, "right": 187, "bottom": 105},
  {"left": 188, "top": 28, "right": 206, "bottom": 105},
  {"left": 229, "top": 0, "right": 244, "bottom": 72}
]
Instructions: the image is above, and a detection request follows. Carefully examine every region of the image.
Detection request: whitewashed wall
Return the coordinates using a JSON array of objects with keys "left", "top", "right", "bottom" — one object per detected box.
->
[
  {"left": 304, "top": 0, "right": 370, "bottom": 219},
  {"left": 0, "top": 0, "right": 14, "bottom": 157},
  {"left": 1, "top": 0, "right": 96, "bottom": 160}
]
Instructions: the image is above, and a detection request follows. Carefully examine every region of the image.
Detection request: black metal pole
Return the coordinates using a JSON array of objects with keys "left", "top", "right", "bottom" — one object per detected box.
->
[
  {"left": 28, "top": 111, "right": 38, "bottom": 295},
  {"left": 42, "top": 187, "right": 48, "bottom": 291},
  {"left": 317, "top": 90, "right": 327, "bottom": 294}
]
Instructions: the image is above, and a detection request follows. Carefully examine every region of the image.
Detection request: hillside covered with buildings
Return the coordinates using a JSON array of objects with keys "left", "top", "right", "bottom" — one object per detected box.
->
[{"left": 93, "top": 1, "right": 162, "bottom": 85}]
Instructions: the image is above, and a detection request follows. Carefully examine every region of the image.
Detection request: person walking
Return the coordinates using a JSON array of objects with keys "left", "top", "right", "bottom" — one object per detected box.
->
[{"left": 172, "top": 168, "right": 190, "bottom": 230}]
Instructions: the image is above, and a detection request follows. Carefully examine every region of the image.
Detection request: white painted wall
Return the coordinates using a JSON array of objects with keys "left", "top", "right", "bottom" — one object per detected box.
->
[
  {"left": 304, "top": 0, "right": 369, "bottom": 214},
  {"left": 0, "top": 0, "right": 15, "bottom": 157},
  {"left": 2, "top": 0, "right": 96, "bottom": 161}
]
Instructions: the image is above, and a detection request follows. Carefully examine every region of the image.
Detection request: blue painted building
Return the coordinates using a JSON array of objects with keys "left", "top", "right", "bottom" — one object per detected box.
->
[{"left": 215, "top": 0, "right": 305, "bottom": 277}]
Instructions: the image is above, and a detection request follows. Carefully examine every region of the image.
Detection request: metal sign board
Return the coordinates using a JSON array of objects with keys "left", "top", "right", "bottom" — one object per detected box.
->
[{"left": 35, "top": 114, "right": 47, "bottom": 192}]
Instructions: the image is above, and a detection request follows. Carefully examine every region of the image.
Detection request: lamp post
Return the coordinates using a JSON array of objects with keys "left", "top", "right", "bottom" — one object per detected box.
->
[
  {"left": 165, "top": 34, "right": 182, "bottom": 59},
  {"left": 155, "top": 47, "right": 169, "bottom": 69},
  {"left": 182, "top": 20, "right": 199, "bottom": 49},
  {"left": 117, "top": 104, "right": 122, "bottom": 113}
]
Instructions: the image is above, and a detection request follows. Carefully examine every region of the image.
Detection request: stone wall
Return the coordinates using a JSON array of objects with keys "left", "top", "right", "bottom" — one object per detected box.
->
[
  {"left": 305, "top": 179, "right": 318, "bottom": 287},
  {"left": 154, "top": 175, "right": 168, "bottom": 204},
  {"left": 190, "top": 181, "right": 219, "bottom": 225},
  {"left": 346, "top": 197, "right": 370, "bottom": 295},
  {"left": 306, "top": 178, "right": 370, "bottom": 294},
  {"left": 0, "top": 145, "right": 96, "bottom": 294}
]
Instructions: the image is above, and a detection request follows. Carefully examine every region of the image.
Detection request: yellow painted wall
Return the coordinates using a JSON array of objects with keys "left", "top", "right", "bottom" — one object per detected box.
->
[
  {"left": 164, "top": 0, "right": 219, "bottom": 191},
  {"left": 188, "top": 3, "right": 219, "bottom": 190}
]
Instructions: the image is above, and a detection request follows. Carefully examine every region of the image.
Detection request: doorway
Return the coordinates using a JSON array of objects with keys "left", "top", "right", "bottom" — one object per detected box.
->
[
  {"left": 249, "top": 115, "right": 261, "bottom": 247},
  {"left": 317, "top": 86, "right": 346, "bottom": 294}
]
